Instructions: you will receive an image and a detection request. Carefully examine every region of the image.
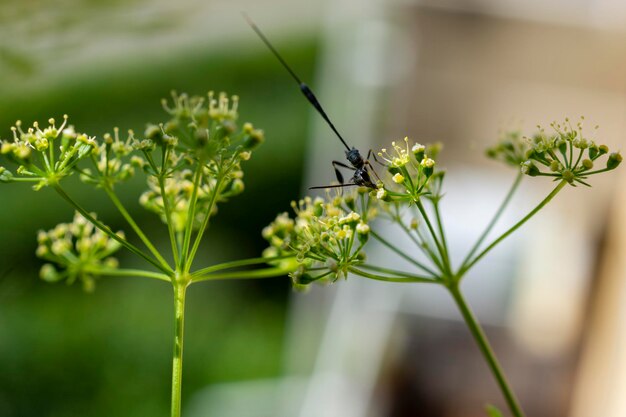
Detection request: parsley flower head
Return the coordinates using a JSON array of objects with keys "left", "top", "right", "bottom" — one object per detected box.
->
[
  {"left": 36, "top": 212, "right": 124, "bottom": 292},
  {"left": 262, "top": 189, "right": 377, "bottom": 289}
]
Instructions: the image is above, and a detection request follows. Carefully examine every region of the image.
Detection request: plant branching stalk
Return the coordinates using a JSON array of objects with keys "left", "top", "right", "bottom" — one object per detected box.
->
[
  {"left": 192, "top": 267, "right": 288, "bottom": 283},
  {"left": 158, "top": 175, "right": 180, "bottom": 266},
  {"left": 448, "top": 283, "right": 525, "bottom": 417},
  {"left": 179, "top": 162, "right": 204, "bottom": 270},
  {"left": 191, "top": 255, "right": 295, "bottom": 278},
  {"left": 103, "top": 185, "right": 171, "bottom": 270},
  {"left": 53, "top": 185, "right": 171, "bottom": 274},
  {"left": 432, "top": 200, "right": 451, "bottom": 270},
  {"left": 85, "top": 267, "right": 171, "bottom": 282},
  {"left": 416, "top": 200, "right": 450, "bottom": 275},
  {"left": 460, "top": 173, "right": 523, "bottom": 271},
  {"left": 171, "top": 283, "right": 187, "bottom": 417},
  {"left": 185, "top": 177, "right": 223, "bottom": 272},
  {"left": 370, "top": 230, "right": 438, "bottom": 277},
  {"left": 349, "top": 266, "right": 438, "bottom": 283},
  {"left": 458, "top": 180, "right": 567, "bottom": 278}
]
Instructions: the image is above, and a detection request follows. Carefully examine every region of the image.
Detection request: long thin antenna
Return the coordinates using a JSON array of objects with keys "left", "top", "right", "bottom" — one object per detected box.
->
[{"left": 243, "top": 13, "right": 352, "bottom": 152}]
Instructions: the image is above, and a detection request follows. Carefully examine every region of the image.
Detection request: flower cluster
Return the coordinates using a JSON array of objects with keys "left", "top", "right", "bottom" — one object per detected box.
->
[
  {"left": 36, "top": 212, "right": 124, "bottom": 292},
  {"left": 79, "top": 127, "right": 140, "bottom": 186},
  {"left": 376, "top": 137, "right": 443, "bottom": 202},
  {"left": 521, "top": 119, "right": 621, "bottom": 185},
  {"left": 490, "top": 118, "right": 621, "bottom": 186},
  {"left": 134, "top": 91, "right": 261, "bottom": 229},
  {"left": 0, "top": 116, "right": 97, "bottom": 190},
  {"left": 262, "top": 189, "right": 376, "bottom": 288}
]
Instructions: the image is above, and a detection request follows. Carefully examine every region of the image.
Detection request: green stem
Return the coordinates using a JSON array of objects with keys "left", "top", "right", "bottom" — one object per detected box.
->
[
  {"left": 192, "top": 267, "right": 288, "bottom": 283},
  {"left": 170, "top": 283, "right": 187, "bottom": 417},
  {"left": 370, "top": 230, "right": 438, "bottom": 277},
  {"left": 103, "top": 185, "right": 171, "bottom": 271},
  {"left": 185, "top": 178, "right": 222, "bottom": 272},
  {"left": 349, "top": 266, "right": 438, "bottom": 283},
  {"left": 358, "top": 263, "right": 438, "bottom": 281},
  {"left": 460, "top": 173, "right": 522, "bottom": 271},
  {"left": 158, "top": 175, "right": 180, "bottom": 266},
  {"left": 396, "top": 212, "right": 445, "bottom": 273},
  {"left": 53, "top": 185, "right": 170, "bottom": 274},
  {"left": 458, "top": 180, "right": 567, "bottom": 279},
  {"left": 179, "top": 162, "right": 204, "bottom": 270},
  {"left": 85, "top": 267, "right": 171, "bottom": 282},
  {"left": 448, "top": 283, "right": 525, "bottom": 417},
  {"left": 416, "top": 200, "right": 449, "bottom": 274},
  {"left": 190, "top": 255, "right": 295, "bottom": 278},
  {"left": 432, "top": 199, "right": 451, "bottom": 269}
]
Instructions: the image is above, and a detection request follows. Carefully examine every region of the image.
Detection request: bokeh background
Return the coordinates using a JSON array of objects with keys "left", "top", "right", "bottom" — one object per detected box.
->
[{"left": 1, "top": 0, "right": 626, "bottom": 416}]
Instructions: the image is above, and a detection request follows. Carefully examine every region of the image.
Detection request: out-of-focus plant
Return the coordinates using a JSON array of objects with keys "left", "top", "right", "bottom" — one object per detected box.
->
[
  {"left": 0, "top": 91, "right": 293, "bottom": 417},
  {"left": 263, "top": 119, "right": 621, "bottom": 417}
]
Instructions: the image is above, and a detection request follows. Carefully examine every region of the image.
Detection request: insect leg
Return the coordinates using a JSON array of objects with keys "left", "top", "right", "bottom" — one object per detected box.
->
[
  {"left": 365, "top": 150, "right": 384, "bottom": 183},
  {"left": 332, "top": 160, "right": 355, "bottom": 184},
  {"left": 309, "top": 183, "right": 358, "bottom": 190}
]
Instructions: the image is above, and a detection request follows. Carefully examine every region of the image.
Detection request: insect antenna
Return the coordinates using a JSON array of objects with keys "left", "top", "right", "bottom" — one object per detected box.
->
[{"left": 243, "top": 13, "right": 352, "bottom": 152}]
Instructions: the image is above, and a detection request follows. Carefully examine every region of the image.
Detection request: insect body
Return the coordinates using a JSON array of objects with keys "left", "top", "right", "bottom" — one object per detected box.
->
[{"left": 244, "top": 14, "right": 378, "bottom": 189}]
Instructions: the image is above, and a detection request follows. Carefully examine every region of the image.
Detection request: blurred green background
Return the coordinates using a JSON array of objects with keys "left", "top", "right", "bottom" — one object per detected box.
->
[{"left": 0, "top": 6, "right": 318, "bottom": 415}]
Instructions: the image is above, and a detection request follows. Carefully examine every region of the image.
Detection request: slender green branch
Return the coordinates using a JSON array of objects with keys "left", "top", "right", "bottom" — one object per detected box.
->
[
  {"left": 432, "top": 199, "right": 451, "bottom": 270},
  {"left": 457, "top": 180, "right": 567, "bottom": 279},
  {"left": 185, "top": 178, "right": 223, "bottom": 272},
  {"left": 103, "top": 185, "right": 171, "bottom": 270},
  {"left": 395, "top": 212, "right": 445, "bottom": 273},
  {"left": 170, "top": 284, "right": 187, "bottom": 417},
  {"left": 53, "top": 185, "right": 171, "bottom": 274},
  {"left": 416, "top": 200, "right": 450, "bottom": 275},
  {"left": 460, "top": 172, "right": 523, "bottom": 271},
  {"left": 348, "top": 267, "right": 439, "bottom": 284},
  {"left": 370, "top": 230, "right": 439, "bottom": 277},
  {"left": 357, "top": 263, "right": 439, "bottom": 281},
  {"left": 192, "top": 267, "right": 288, "bottom": 283},
  {"left": 85, "top": 267, "right": 171, "bottom": 282},
  {"left": 179, "top": 161, "right": 204, "bottom": 270},
  {"left": 191, "top": 255, "right": 295, "bottom": 278},
  {"left": 158, "top": 174, "right": 180, "bottom": 266},
  {"left": 448, "top": 283, "right": 525, "bottom": 417}
]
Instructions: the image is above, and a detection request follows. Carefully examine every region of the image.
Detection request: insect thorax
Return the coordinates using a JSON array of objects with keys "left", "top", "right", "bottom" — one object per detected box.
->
[{"left": 345, "top": 148, "right": 364, "bottom": 168}]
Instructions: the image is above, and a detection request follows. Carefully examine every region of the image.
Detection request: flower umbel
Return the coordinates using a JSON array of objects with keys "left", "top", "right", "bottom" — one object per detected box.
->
[
  {"left": 0, "top": 116, "right": 97, "bottom": 190},
  {"left": 36, "top": 212, "right": 124, "bottom": 292},
  {"left": 376, "top": 137, "right": 443, "bottom": 202},
  {"left": 263, "top": 188, "right": 376, "bottom": 288},
  {"left": 519, "top": 118, "right": 621, "bottom": 186}
]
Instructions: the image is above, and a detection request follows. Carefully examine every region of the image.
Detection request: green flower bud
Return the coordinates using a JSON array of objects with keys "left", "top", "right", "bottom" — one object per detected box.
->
[
  {"left": 550, "top": 160, "right": 562, "bottom": 172},
  {"left": 243, "top": 130, "right": 265, "bottom": 150},
  {"left": 598, "top": 145, "right": 609, "bottom": 155},
  {"left": 607, "top": 152, "right": 622, "bottom": 170},
  {"left": 0, "top": 167, "right": 13, "bottom": 183},
  {"left": 521, "top": 161, "right": 540, "bottom": 176},
  {"left": 582, "top": 159, "right": 593, "bottom": 170},
  {"left": 588, "top": 145, "right": 599, "bottom": 159},
  {"left": 412, "top": 143, "right": 425, "bottom": 162},
  {"left": 40, "top": 264, "right": 62, "bottom": 282},
  {"left": 144, "top": 124, "right": 162, "bottom": 141},
  {"left": 421, "top": 158, "right": 435, "bottom": 177}
]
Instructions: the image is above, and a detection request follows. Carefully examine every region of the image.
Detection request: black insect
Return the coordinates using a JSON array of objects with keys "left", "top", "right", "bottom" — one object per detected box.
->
[{"left": 244, "top": 14, "right": 379, "bottom": 190}]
